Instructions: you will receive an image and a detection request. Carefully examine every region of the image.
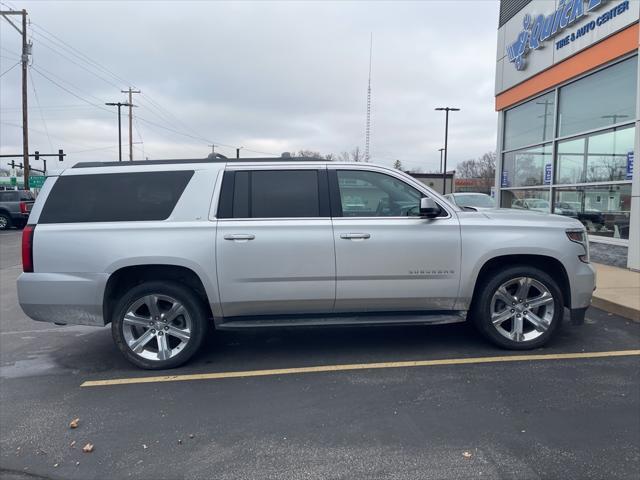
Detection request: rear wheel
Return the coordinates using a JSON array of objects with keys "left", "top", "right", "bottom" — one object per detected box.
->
[
  {"left": 472, "top": 266, "right": 564, "bottom": 350},
  {"left": 0, "top": 213, "right": 11, "bottom": 230},
  {"left": 111, "top": 281, "right": 208, "bottom": 369}
]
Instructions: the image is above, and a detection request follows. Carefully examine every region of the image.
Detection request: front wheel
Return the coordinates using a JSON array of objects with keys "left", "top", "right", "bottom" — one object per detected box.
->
[
  {"left": 111, "top": 281, "right": 208, "bottom": 369},
  {"left": 472, "top": 266, "right": 564, "bottom": 350}
]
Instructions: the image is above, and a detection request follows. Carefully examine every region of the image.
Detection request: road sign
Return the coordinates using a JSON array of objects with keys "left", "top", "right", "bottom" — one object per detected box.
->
[{"left": 28, "top": 176, "right": 46, "bottom": 189}]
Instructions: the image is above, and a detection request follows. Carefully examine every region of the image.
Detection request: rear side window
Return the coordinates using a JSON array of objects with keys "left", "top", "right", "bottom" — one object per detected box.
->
[
  {"left": 0, "top": 192, "right": 15, "bottom": 201},
  {"left": 39, "top": 171, "right": 193, "bottom": 223},
  {"left": 218, "top": 169, "right": 328, "bottom": 218}
]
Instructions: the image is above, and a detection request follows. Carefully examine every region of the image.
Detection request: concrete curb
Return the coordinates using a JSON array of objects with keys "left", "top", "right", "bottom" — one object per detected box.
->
[{"left": 592, "top": 296, "right": 640, "bottom": 323}]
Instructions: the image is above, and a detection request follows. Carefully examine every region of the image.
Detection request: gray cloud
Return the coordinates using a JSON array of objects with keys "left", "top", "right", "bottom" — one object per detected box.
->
[{"left": 1, "top": 0, "right": 499, "bottom": 171}]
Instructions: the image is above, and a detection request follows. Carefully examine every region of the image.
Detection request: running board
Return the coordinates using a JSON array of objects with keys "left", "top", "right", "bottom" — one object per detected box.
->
[{"left": 217, "top": 311, "right": 467, "bottom": 330}]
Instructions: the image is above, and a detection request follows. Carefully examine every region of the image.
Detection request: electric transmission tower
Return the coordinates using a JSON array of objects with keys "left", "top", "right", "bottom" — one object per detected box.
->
[{"left": 364, "top": 33, "right": 372, "bottom": 163}]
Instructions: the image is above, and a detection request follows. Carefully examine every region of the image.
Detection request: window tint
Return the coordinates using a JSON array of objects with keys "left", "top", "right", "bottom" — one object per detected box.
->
[
  {"left": 0, "top": 192, "right": 15, "bottom": 201},
  {"left": 39, "top": 171, "right": 193, "bottom": 223},
  {"left": 19, "top": 191, "right": 35, "bottom": 201},
  {"left": 337, "top": 170, "right": 422, "bottom": 217},
  {"left": 250, "top": 170, "right": 319, "bottom": 218}
]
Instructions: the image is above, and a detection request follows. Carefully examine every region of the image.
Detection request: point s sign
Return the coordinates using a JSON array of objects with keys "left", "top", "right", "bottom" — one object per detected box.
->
[{"left": 506, "top": 0, "right": 631, "bottom": 71}]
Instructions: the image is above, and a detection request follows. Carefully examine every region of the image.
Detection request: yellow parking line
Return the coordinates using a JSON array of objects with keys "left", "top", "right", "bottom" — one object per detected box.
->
[{"left": 80, "top": 349, "right": 640, "bottom": 387}]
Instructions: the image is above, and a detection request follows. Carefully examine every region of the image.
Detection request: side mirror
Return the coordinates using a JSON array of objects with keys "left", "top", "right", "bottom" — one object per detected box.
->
[{"left": 420, "top": 197, "right": 440, "bottom": 218}]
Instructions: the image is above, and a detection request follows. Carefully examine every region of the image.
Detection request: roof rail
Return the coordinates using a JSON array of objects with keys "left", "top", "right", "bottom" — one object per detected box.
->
[{"left": 72, "top": 157, "right": 327, "bottom": 168}]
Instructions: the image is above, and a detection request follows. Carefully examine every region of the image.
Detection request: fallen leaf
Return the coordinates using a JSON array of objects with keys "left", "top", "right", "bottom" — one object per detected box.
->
[
  {"left": 70, "top": 441, "right": 76, "bottom": 448},
  {"left": 82, "top": 443, "right": 94, "bottom": 453},
  {"left": 69, "top": 418, "right": 80, "bottom": 429},
  {"left": 463, "top": 451, "right": 473, "bottom": 459},
  {"left": 53, "top": 463, "right": 59, "bottom": 468},
  {"left": 142, "top": 444, "right": 148, "bottom": 449}
]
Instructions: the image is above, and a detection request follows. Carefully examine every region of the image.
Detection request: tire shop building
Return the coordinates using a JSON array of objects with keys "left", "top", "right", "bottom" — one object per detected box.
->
[{"left": 495, "top": 0, "right": 639, "bottom": 269}]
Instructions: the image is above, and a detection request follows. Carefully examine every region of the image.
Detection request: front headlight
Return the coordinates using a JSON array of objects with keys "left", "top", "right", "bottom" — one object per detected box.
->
[{"left": 566, "top": 228, "right": 590, "bottom": 263}]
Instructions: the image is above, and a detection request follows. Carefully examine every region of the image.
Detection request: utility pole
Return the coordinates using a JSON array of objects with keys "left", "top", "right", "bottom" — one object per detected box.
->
[
  {"left": 208, "top": 144, "right": 215, "bottom": 155},
  {"left": 435, "top": 107, "right": 460, "bottom": 194},
  {"left": 121, "top": 88, "right": 140, "bottom": 161},
  {"left": 0, "top": 8, "right": 31, "bottom": 189},
  {"left": 236, "top": 147, "right": 242, "bottom": 159},
  {"left": 105, "top": 102, "right": 132, "bottom": 161},
  {"left": 438, "top": 148, "right": 445, "bottom": 174},
  {"left": 364, "top": 33, "right": 373, "bottom": 162}
]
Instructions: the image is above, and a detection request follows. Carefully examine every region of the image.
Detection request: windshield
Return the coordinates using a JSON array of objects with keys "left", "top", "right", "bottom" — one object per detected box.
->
[{"left": 454, "top": 194, "right": 495, "bottom": 208}]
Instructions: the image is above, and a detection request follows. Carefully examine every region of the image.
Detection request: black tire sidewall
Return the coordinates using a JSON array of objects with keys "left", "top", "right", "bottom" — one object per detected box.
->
[
  {"left": 111, "top": 281, "right": 208, "bottom": 369},
  {"left": 473, "top": 266, "right": 564, "bottom": 350}
]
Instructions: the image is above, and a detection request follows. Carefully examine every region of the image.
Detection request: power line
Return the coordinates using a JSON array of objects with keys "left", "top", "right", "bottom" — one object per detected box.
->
[
  {"left": 0, "top": 60, "right": 20, "bottom": 77},
  {"left": 28, "top": 69, "right": 53, "bottom": 150},
  {"left": 30, "top": 23, "right": 131, "bottom": 88}
]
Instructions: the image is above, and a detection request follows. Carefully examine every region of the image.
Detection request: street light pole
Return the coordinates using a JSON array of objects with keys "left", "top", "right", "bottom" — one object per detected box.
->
[
  {"left": 438, "top": 148, "right": 445, "bottom": 174},
  {"left": 435, "top": 106, "right": 460, "bottom": 194},
  {"left": 105, "top": 102, "right": 133, "bottom": 162}
]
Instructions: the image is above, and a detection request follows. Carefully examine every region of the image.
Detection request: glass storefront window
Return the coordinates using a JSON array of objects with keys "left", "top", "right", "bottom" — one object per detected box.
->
[
  {"left": 558, "top": 57, "right": 637, "bottom": 137},
  {"left": 502, "top": 144, "right": 551, "bottom": 188},
  {"left": 503, "top": 92, "right": 555, "bottom": 151},
  {"left": 556, "top": 137, "right": 585, "bottom": 184},
  {"left": 586, "top": 127, "right": 634, "bottom": 182},
  {"left": 501, "top": 189, "right": 550, "bottom": 213},
  {"left": 553, "top": 184, "right": 632, "bottom": 239},
  {"left": 555, "top": 126, "right": 634, "bottom": 184}
]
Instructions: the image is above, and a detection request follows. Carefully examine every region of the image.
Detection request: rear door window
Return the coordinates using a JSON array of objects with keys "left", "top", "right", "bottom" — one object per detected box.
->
[
  {"left": 218, "top": 169, "right": 328, "bottom": 218},
  {"left": 39, "top": 171, "right": 193, "bottom": 223}
]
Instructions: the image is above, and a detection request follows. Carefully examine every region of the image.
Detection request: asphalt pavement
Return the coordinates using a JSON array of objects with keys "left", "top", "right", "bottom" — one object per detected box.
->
[{"left": 1, "top": 230, "right": 639, "bottom": 480}]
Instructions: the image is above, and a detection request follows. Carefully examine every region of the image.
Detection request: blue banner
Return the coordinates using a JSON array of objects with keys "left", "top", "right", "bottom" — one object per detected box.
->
[
  {"left": 626, "top": 151, "right": 634, "bottom": 180},
  {"left": 544, "top": 163, "right": 552, "bottom": 185}
]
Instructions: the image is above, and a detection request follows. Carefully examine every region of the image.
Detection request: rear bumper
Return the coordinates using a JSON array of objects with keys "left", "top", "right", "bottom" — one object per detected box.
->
[{"left": 17, "top": 272, "right": 108, "bottom": 327}]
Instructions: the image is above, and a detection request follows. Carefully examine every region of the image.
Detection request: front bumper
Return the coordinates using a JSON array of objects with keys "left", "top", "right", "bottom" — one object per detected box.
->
[
  {"left": 17, "top": 272, "right": 108, "bottom": 326},
  {"left": 570, "top": 261, "right": 596, "bottom": 310}
]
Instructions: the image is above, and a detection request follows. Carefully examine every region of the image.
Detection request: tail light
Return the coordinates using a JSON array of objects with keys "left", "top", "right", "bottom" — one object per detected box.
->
[
  {"left": 19, "top": 201, "right": 28, "bottom": 214},
  {"left": 22, "top": 225, "right": 35, "bottom": 272}
]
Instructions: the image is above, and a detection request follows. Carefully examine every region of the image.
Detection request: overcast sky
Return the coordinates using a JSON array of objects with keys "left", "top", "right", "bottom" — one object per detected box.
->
[{"left": 1, "top": 0, "right": 500, "bottom": 171}]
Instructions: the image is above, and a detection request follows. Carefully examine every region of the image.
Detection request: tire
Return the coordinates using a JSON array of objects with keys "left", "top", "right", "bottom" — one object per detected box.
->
[
  {"left": 472, "top": 265, "right": 564, "bottom": 350},
  {"left": 111, "top": 281, "right": 208, "bottom": 369},
  {"left": 0, "top": 213, "right": 11, "bottom": 231}
]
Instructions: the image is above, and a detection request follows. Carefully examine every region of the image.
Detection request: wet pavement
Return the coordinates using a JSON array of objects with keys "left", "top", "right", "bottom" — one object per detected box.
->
[{"left": 1, "top": 230, "right": 639, "bottom": 480}]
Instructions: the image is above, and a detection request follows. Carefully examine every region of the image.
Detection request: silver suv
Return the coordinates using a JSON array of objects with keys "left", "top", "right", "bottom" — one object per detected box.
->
[{"left": 17, "top": 158, "right": 596, "bottom": 369}]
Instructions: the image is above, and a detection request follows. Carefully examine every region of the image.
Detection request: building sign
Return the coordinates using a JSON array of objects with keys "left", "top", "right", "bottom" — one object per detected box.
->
[
  {"left": 627, "top": 151, "right": 634, "bottom": 180},
  {"left": 506, "top": 0, "right": 630, "bottom": 71}
]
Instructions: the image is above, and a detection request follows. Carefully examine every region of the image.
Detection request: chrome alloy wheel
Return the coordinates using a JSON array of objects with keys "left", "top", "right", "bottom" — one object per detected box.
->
[
  {"left": 0, "top": 216, "right": 8, "bottom": 229},
  {"left": 490, "top": 276, "right": 555, "bottom": 342},
  {"left": 122, "top": 294, "right": 192, "bottom": 361}
]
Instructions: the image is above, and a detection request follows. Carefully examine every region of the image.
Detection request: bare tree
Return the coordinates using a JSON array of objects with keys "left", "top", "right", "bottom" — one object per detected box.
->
[
  {"left": 350, "top": 147, "right": 363, "bottom": 162},
  {"left": 456, "top": 151, "right": 496, "bottom": 181},
  {"left": 297, "top": 150, "right": 323, "bottom": 159},
  {"left": 338, "top": 151, "right": 350, "bottom": 162},
  {"left": 393, "top": 160, "right": 403, "bottom": 170}
]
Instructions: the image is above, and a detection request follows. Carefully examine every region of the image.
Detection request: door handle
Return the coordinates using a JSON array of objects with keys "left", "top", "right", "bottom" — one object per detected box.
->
[
  {"left": 340, "top": 233, "right": 371, "bottom": 240},
  {"left": 224, "top": 234, "right": 255, "bottom": 241}
]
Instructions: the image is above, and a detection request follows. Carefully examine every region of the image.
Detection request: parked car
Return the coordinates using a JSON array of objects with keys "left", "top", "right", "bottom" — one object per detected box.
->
[
  {"left": 0, "top": 189, "right": 35, "bottom": 230},
  {"left": 444, "top": 193, "right": 495, "bottom": 210},
  {"left": 511, "top": 198, "right": 550, "bottom": 213},
  {"left": 554, "top": 202, "right": 579, "bottom": 218},
  {"left": 17, "top": 159, "right": 595, "bottom": 369}
]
